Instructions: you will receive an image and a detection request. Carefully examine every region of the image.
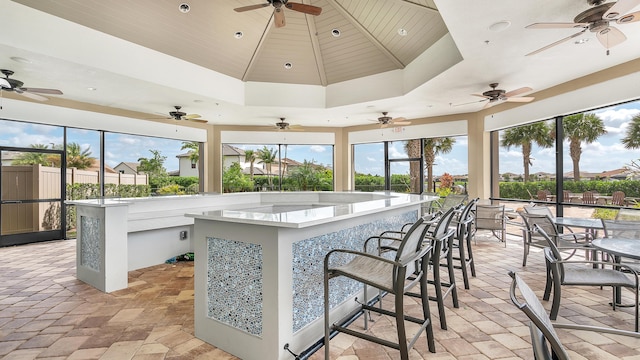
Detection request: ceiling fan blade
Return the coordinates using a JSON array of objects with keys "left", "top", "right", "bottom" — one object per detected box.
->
[
  {"left": 504, "top": 87, "right": 532, "bottom": 98},
  {"left": 18, "top": 91, "right": 48, "bottom": 101},
  {"left": 234, "top": 3, "right": 270, "bottom": 12},
  {"left": 505, "top": 96, "right": 535, "bottom": 103},
  {"left": 617, "top": 10, "right": 640, "bottom": 23},
  {"left": 525, "top": 29, "right": 587, "bottom": 56},
  {"left": 186, "top": 118, "right": 208, "bottom": 123},
  {"left": 21, "top": 87, "right": 63, "bottom": 95},
  {"left": 597, "top": 26, "right": 627, "bottom": 48},
  {"left": 274, "top": 7, "right": 285, "bottom": 27},
  {"left": 482, "top": 101, "right": 494, "bottom": 110},
  {"left": 471, "top": 93, "right": 490, "bottom": 99},
  {"left": 393, "top": 121, "right": 411, "bottom": 125},
  {"left": 285, "top": 2, "right": 322, "bottom": 15},
  {"left": 526, "top": 22, "right": 587, "bottom": 29},
  {"left": 183, "top": 113, "right": 201, "bottom": 119},
  {"left": 392, "top": 117, "right": 407, "bottom": 122},
  {"left": 603, "top": 0, "right": 640, "bottom": 20}
]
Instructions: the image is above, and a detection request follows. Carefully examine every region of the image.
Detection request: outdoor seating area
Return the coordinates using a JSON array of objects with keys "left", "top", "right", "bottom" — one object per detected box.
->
[{"left": 2, "top": 201, "right": 639, "bottom": 360}]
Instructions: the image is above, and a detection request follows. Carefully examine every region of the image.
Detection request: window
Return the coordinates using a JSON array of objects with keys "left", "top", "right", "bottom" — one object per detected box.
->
[{"left": 223, "top": 143, "right": 334, "bottom": 192}]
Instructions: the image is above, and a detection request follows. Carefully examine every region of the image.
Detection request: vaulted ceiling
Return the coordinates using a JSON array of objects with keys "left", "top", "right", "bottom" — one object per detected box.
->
[{"left": 2, "top": 0, "right": 640, "bottom": 128}]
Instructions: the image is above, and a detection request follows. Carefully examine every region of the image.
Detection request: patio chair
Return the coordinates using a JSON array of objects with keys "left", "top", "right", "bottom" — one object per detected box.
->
[
  {"left": 523, "top": 204, "right": 554, "bottom": 218},
  {"left": 473, "top": 204, "right": 506, "bottom": 247},
  {"left": 323, "top": 217, "right": 436, "bottom": 360},
  {"left": 438, "top": 193, "right": 468, "bottom": 213},
  {"left": 582, "top": 190, "right": 597, "bottom": 204},
  {"left": 616, "top": 207, "right": 640, "bottom": 221},
  {"left": 373, "top": 207, "right": 459, "bottom": 330},
  {"left": 611, "top": 191, "right": 626, "bottom": 206},
  {"left": 509, "top": 271, "right": 640, "bottom": 360},
  {"left": 535, "top": 225, "right": 639, "bottom": 331},
  {"left": 602, "top": 219, "right": 640, "bottom": 272},
  {"left": 537, "top": 189, "right": 551, "bottom": 201},
  {"left": 519, "top": 213, "right": 592, "bottom": 267},
  {"left": 421, "top": 191, "right": 440, "bottom": 215},
  {"left": 450, "top": 198, "right": 479, "bottom": 289}
]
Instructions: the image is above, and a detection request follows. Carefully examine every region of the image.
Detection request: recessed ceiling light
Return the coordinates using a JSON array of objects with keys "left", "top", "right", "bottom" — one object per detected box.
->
[
  {"left": 87, "top": 87, "right": 97, "bottom": 91},
  {"left": 397, "top": 28, "right": 408, "bottom": 36},
  {"left": 178, "top": 3, "right": 190, "bottom": 13},
  {"left": 234, "top": 31, "right": 243, "bottom": 39},
  {"left": 10, "top": 56, "right": 31, "bottom": 64},
  {"left": 284, "top": 62, "right": 292, "bottom": 69},
  {"left": 193, "top": 99, "right": 203, "bottom": 103},
  {"left": 488, "top": 20, "right": 511, "bottom": 32},
  {"left": 331, "top": 29, "right": 341, "bottom": 37}
]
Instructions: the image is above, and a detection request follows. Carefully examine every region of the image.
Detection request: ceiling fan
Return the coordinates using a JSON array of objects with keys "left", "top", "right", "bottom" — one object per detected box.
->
[
  {"left": 371, "top": 112, "right": 411, "bottom": 127},
  {"left": 167, "top": 105, "right": 207, "bottom": 123},
  {"left": 0, "top": 69, "right": 63, "bottom": 101},
  {"left": 274, "top": 118, "right": 302, "bottom": 131},
  {"left": 456, "top": 83, "right": 534, "bottom": 109},
  {"left": 234, "top": 0, "right": 322, "bottom": 28},
  {"left": 525, "top": 0, "right": 640, "bottom": 56}
]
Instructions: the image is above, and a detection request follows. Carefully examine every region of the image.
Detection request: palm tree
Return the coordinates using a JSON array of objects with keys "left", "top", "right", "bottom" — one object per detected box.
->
[
  {"left": 562, "top": 113, "right": 607, "bottom": 181},
  {"left": 404, "top": 139, "right": 422, "bottom": 193},
  {"left": 65, "top": 142, "right": 93, "bottom": 169},
  {"left": 180, "top": 141, "right": 200, "bottom": 167},
  {"left": 501, "top": 122, "right": 553, "bottom": 183},
  {"left": 621, "top": 113, "right": 640, "bottom": 149},
  {"left": 12, "top": 144, "right": 52, "bottom": 166},
  {"left": 257, "top": 146, "right": 278, "bottom": 186},
  {"left": 423, "top": 137, "right": 455, "bottom": 192},
  {"left": 244, "top": 149, "right": 257, "bottom": 181}
]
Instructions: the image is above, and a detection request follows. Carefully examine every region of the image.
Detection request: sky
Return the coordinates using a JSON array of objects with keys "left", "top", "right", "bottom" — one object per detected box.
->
[{"left": 1, "top": 99, "right": 639, "bottom": 177}]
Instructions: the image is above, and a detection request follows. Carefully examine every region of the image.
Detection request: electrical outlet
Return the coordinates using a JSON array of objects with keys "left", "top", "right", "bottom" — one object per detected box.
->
[{"left": 179, "top": 230, "right": 188, "bottom": 240}]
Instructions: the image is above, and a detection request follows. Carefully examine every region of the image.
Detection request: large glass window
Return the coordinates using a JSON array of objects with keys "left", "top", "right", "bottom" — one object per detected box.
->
[
  {"left": 494, "top": 98, "right": 640, "bottom": 220},
  {"left": 561, "top": 102, "right": 640, "bottom": 210},
  {"left": 104, "top": 133, "right": 199, "bottom": 196},
  {"left": 497, "top": 119, "right": 556, "bottom": 202},
  {"left": 223, "top": 143, "right": 334, "bottom": 192},
  {"left": 353, "top": 136, "right": 468, "bottom": 195}
]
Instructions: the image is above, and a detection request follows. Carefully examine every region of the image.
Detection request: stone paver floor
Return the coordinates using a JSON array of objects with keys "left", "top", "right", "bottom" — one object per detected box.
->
[{"left": 1, "top": 228, "right": 639, "bottom": 359}]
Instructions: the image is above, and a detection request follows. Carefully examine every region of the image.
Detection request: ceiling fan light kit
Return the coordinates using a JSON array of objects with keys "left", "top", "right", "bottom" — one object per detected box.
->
[{"left": 525, "top": 0, "right": 640, "bottom": 56}]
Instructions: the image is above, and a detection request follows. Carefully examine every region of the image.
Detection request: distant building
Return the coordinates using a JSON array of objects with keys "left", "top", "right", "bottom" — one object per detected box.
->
[
  {"left": 175, "top": 152, "right": 199, "bottom": 177},
  {"left": 114, "top": 162, "right": 140, "bottom": 175},
  {"left": 223, "top": 144, "right": 246, "bottom": 170}
]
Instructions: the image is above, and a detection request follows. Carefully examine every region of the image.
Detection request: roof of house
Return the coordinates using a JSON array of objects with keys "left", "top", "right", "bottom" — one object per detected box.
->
[
  {"left": 114, "top": 161, "right": 139, "bottom": 171},
  {"left": 222, "top": 144, "right": 244, "bottom": 157}
]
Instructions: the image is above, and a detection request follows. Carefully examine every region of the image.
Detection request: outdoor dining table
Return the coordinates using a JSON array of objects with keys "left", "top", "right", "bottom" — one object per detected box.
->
[
  {"left": 553, "top": 217, "right": 604, "bottom": 239},
  {"left": 591, "top": 238, "right": 640, "bottom": 306}
]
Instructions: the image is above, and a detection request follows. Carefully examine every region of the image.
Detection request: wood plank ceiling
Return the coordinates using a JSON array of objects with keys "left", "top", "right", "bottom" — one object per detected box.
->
[{"left": 13, "top": 0, "right": 447, "bottom": 87}]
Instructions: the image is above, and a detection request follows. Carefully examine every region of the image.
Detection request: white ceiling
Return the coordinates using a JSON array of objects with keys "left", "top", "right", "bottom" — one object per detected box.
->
[{"left": 1, "top": 0, "right": 640, "bottom": 129}]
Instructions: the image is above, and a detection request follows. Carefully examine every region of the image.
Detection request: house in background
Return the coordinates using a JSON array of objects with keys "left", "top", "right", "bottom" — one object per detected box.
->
[
  {"left": 114, "top": 162, "right": 140, "bottom": 175},
  {"left": 222, "top": 144, "right": 246, "bottom": 170},
  {"left": 175, "top": 152, "right": 199, "bottom": 177}
]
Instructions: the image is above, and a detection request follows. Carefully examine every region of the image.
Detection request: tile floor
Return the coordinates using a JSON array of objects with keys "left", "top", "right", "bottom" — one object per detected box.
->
[{"left": 0, "top": 231, "right": 639, "bottom": 359}]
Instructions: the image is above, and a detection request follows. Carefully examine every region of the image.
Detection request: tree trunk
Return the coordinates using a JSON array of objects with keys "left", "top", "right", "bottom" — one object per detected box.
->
[
  {"left": 570, "top": 139, "right": 582, "bottom": 181},
  {"left": 407, "top": 139, "right": 421, "bottom": 193},
  {"left": 522, "top": 142, "right": 531, "bottom": 183},
  {"left": 424, "top": 147, "right": 435, "bottom": 192}
]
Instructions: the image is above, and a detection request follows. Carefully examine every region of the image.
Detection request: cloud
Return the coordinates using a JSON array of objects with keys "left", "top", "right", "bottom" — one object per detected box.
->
[{"left": 309, "top": 145, "right": 326, "bottom": 153}]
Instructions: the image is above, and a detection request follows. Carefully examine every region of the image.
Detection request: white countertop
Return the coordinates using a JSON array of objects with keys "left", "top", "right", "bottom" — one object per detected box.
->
[{"left": 184, "top": 192, "right": 436, "bottom": 228}]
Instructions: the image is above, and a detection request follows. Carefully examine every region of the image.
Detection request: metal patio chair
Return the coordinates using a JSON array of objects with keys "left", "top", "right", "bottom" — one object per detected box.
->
[
  {"left": 535, "top": 225, "right": 639, "bottom": 331},
  {"left": 324, "top": 217, "right": 436, "bottom": 360},
  {"left": 509, "top": 271, "right": 640, "bottom": 360}
]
